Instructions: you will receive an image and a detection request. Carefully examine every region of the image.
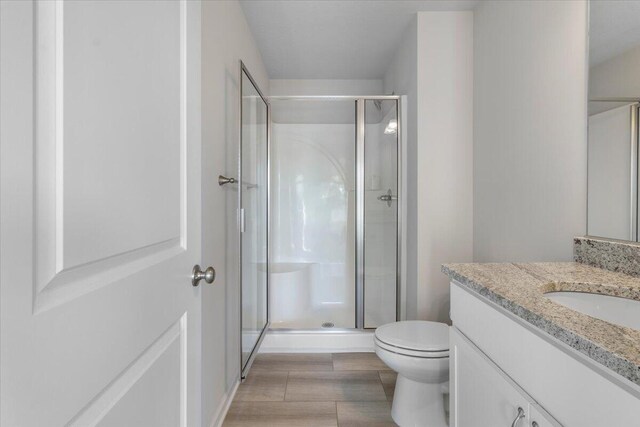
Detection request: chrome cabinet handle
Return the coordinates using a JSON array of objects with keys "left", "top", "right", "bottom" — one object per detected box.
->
[
  {"left": 510, "top": 407, "right": 525, "bottom": 427},
  {"left": 192, "top": 264, "right": 216, "bottom": 286}
]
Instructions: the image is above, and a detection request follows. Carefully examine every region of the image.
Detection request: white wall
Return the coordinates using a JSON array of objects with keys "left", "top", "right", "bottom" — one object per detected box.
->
[
  {"left": 416, "top": 12, "right": 474, "bottom": 322},
  {"left": 473, "top": 0, "right": 588, "bottom": 262},
  {"left": 270, "top": 79, "right": 383, "bottom": 96},
  {"left": 590, "top": 44, "right": 640, "bottom": 99},
  {"left": 383, "top": 12, "right": 473, "bottom": 323},
  {"left": 201, "top": 1, "right": 269, "bottom": 426}
]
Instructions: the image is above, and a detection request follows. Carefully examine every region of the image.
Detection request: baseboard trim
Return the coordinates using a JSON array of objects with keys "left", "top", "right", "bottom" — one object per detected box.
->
[{"left": 209, "top": 376, "right": 240, "bottom": 427}]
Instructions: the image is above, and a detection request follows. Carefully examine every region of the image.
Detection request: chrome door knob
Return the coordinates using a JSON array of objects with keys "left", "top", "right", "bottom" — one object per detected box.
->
[{"left": 192, "top": 264, "right": 216, "bottom": 286}]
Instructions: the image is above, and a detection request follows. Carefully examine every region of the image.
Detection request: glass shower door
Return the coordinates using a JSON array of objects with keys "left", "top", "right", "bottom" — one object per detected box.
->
[
  {"left": 363, "top": 99, "right": 399, "bottom": 328},
  {"left": 240, "top": 64, "right": 269, "bottom": 377},
  {"left": 269, "top": 98, "right": 356, "bottom": 329}
]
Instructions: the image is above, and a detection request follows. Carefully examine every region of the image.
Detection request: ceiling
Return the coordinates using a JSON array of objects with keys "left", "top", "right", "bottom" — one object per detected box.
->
[
  {"left": 590, "top": 0, "right": 640, "bottom": 67},
  {"left": 239, "top": 0, "right": 478, "bottom": 79}
]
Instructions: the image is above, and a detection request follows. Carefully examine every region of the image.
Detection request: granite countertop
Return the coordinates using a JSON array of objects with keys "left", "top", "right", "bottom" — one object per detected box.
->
[{"left": 441, "top": 261, "right": 640, "bottom": 387}]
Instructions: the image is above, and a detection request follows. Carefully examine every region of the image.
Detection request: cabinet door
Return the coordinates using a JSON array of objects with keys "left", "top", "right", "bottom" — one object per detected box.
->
[
  {"left": 451, "top": 328, "right": 530, "bottom": 427},
  {"left": 529, "top": 404, "right": 562, "bottom": 427}
]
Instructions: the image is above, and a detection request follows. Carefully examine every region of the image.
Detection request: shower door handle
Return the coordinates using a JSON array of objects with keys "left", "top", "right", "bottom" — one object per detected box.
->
[
  {"left": 377, "top": 189, "right": 397, "bottom": 207},
  {"left": 218, "top": 175, "right": 237, "bottom": 186}
]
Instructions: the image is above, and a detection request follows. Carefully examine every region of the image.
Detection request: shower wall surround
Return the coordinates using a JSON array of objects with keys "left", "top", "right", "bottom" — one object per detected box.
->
[{"left": 270, "top": 122, "right": 356, "bottom": 328}]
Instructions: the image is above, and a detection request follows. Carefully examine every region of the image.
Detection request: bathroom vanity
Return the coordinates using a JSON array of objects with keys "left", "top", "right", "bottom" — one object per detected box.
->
[{"left": 443, "top": 245, "right": 640, "bottom": 427}]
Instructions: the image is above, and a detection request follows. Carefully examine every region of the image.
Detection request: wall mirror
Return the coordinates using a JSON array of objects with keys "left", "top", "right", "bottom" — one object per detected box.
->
[{"left": 587, "top": 1, "right": 640, "bottom": 241}]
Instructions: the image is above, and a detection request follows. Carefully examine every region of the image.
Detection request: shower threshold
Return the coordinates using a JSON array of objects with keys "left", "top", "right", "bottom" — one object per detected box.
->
[{"left": 260, "top": 328, "right": 375, "bottom": 353}]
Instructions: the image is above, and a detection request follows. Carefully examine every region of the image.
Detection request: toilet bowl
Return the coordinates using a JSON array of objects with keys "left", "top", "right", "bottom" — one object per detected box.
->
[{"left": 374, "top": 320, "right": 449, "bottom": 427}]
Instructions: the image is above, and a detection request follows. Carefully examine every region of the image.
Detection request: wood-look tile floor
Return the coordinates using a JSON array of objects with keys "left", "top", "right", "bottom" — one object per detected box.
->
[{"left": 223, "top": 353, "right": 398, "bottom": 427}]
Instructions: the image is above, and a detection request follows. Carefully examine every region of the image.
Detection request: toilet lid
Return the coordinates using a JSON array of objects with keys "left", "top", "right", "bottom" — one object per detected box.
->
[{"left": 375, "top": 321, "right": 449, "bottom": 352}]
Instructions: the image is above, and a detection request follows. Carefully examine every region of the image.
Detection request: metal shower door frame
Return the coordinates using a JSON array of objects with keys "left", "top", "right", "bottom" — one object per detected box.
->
[
  {"left": 356, "top": 97, "right": 402, "bottom": 329},
  {"left": 239, "top": 61, "right": 271, "bottom": 380}
]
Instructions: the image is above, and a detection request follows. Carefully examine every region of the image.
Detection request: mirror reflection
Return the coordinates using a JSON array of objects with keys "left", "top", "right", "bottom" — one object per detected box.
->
[{"left": 588, "top": 0, "right": 640, "bottom": 241}]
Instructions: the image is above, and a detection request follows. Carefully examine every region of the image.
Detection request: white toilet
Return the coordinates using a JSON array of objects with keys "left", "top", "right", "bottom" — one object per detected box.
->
[{"left": 374, "top": 320, "right": 450, "bottom": 427}]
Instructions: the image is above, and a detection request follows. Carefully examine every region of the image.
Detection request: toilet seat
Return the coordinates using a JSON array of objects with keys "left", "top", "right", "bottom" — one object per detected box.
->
[
  {"left": 375, "top": 337, "right": 449, "bottom": 358},
  {"left": 375, "top": 320, "right": 449, "bottom": 358}
]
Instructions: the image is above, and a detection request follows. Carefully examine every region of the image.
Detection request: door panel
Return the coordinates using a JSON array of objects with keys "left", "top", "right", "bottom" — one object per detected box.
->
[
  {"left": 1, "top": 1, "right": 201, "bottom": 426},
  {"left": 62, "top": 0, "right": 181, "bottom": 268},
  {"left": 34, "top": 0, "right": 185, "bottom": 312}
]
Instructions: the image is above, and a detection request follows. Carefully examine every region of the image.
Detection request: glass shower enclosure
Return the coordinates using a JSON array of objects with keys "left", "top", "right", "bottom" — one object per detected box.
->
[
  {"left": 236, "top": 77, "right": 402, "bottom": 377},
  {"left": 269, "top": 96, "right": 401, "bottom": 330}
]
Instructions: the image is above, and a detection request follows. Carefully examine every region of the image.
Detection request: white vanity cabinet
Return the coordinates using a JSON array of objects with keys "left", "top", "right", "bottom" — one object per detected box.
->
[
  {"left": 528, "top": 405, "right": 559, "bottom": 427},
  {"left": 451, "top": 327, "right": 560, "bottom": 427},
  {"left": 449, "top": 281, "right": 640, "bottom": 427}
]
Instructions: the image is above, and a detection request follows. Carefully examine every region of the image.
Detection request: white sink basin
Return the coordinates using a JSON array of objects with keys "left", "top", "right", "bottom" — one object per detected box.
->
[{"left": 545, "top": 291, "right": 640, "bottom": 330}]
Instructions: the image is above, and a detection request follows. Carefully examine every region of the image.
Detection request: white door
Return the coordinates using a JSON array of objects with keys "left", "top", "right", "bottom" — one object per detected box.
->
[{"left": 0, "top": 1, "right": 202, "bottom": 426}]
